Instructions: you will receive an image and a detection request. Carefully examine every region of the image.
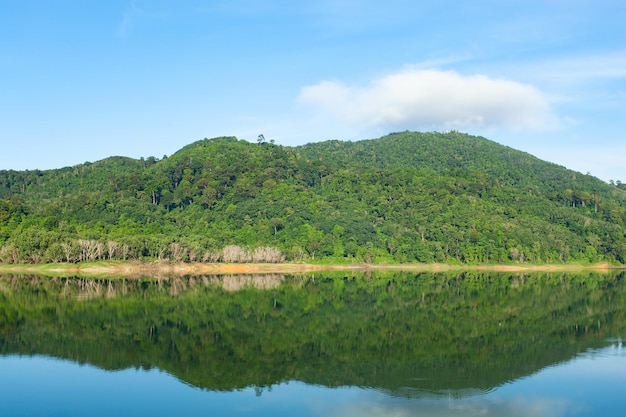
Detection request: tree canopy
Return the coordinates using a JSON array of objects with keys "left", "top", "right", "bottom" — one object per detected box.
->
[{"left": 1, "top": 131, "right": 625, "bottom": 264}]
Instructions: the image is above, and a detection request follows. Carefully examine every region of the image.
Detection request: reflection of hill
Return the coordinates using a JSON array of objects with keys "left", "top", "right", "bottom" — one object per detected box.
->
[{"left": 1, "top": 272, "right": 625, "bottom": 398}]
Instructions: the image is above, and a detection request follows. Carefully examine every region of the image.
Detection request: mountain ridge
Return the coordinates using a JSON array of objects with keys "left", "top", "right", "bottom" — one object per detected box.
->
[{"left": 1, "top": 131, "right": 625, "bottom": 264}]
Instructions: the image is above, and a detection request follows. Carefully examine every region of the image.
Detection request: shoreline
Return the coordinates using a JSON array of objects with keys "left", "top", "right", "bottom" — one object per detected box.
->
[{"left": 0, "top": 261, "right": 622, "bottom": 278}]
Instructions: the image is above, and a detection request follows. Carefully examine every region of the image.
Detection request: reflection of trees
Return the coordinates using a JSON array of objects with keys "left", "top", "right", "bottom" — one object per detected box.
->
[
  {"left": 217, "top": 274, "right": 284, "bottom": 291},
  {"left": 0, "top": 274, "right": 288, "bottom": 300},
  {"left": 0, "top": 271, "right": 625, "bottom": 397}
]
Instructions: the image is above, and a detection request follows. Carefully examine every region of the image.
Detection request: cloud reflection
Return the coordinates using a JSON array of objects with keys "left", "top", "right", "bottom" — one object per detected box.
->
[{"left": 327, "top": 396, "right": 570, "bottom": 417}]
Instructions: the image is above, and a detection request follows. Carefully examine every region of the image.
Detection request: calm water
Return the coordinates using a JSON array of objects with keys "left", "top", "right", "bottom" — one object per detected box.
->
[{"left": 1, "top": 271, "right": 625, "bottom": 416}]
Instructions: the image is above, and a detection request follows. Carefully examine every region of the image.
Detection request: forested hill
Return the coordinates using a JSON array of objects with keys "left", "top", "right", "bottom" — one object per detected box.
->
[{"left": 1, "top": 131, "right": 625, "bottom": 264}]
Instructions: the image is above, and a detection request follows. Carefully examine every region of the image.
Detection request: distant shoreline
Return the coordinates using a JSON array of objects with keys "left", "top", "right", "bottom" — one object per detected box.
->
[{"left": 0, "top": 261, "right": 622, "bottom": 278}]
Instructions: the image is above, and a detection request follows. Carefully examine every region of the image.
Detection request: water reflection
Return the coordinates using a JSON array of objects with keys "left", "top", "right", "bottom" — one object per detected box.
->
[
  {"left": 2, "top": 342, "right": 625, "bottom": 417},
  {"left": 0, "top": 273, "right": 289, "bottom": 299},
  {"left": 0, "top": 271, "right": 625, "bottom": 404}
]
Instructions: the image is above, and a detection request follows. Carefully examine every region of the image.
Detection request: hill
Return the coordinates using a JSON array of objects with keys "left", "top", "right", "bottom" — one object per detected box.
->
[{"left": 1, "top": 131, "right": 625, "bottom": 264}]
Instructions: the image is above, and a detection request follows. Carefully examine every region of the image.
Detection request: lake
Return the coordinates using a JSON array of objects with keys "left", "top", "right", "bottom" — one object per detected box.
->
[{"left": 1, "top": 271, "right": 625, "bottom": 416}]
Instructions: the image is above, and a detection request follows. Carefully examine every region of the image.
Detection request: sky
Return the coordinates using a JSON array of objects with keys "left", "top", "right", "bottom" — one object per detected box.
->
[{"left": 1, "top": 0, "right": 625, "bottom": 182}]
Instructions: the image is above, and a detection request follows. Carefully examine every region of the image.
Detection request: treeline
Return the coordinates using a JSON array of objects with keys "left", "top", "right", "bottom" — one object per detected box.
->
[
  {"left": 0, "top": 235, "right": 284, "bottom": 264},
  {"left": 1, "top": 132, "right": 626, "bottom": 264}
]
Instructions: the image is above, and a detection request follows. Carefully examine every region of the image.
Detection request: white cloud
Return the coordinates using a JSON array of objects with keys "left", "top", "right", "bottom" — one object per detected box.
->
[
  {"left": 117, "top": 1, "right": 166, "bottom": 38},
  {"left": 499, "top": 51, "right": 626, "bottom": 88},
  {"left": 299, "top": 69, "right": 559, "bottom": 132},
  {"left": 543, "top": 51, "right": 626, "bottom": 81},
  {"left": 117, "top": 1, "right": 142, "bottom": 38}
]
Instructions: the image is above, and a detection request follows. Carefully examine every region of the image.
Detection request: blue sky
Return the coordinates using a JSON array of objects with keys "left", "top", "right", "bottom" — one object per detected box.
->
[{"left": 1, "top": 0, "right": 625, "bottom": 182}]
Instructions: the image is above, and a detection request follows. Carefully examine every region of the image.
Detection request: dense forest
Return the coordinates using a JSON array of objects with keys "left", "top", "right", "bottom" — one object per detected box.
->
[
  {"left": 1, "top": 131, "right": 625, "bottom": 264},
  {"left": 1, "top": 271, "right": 624, "bottom": 395}
]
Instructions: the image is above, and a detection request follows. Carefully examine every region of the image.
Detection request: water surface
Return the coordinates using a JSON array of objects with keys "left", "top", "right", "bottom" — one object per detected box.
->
[{"left": 1, "top": 271, "right": 625, "bottom": 416}]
